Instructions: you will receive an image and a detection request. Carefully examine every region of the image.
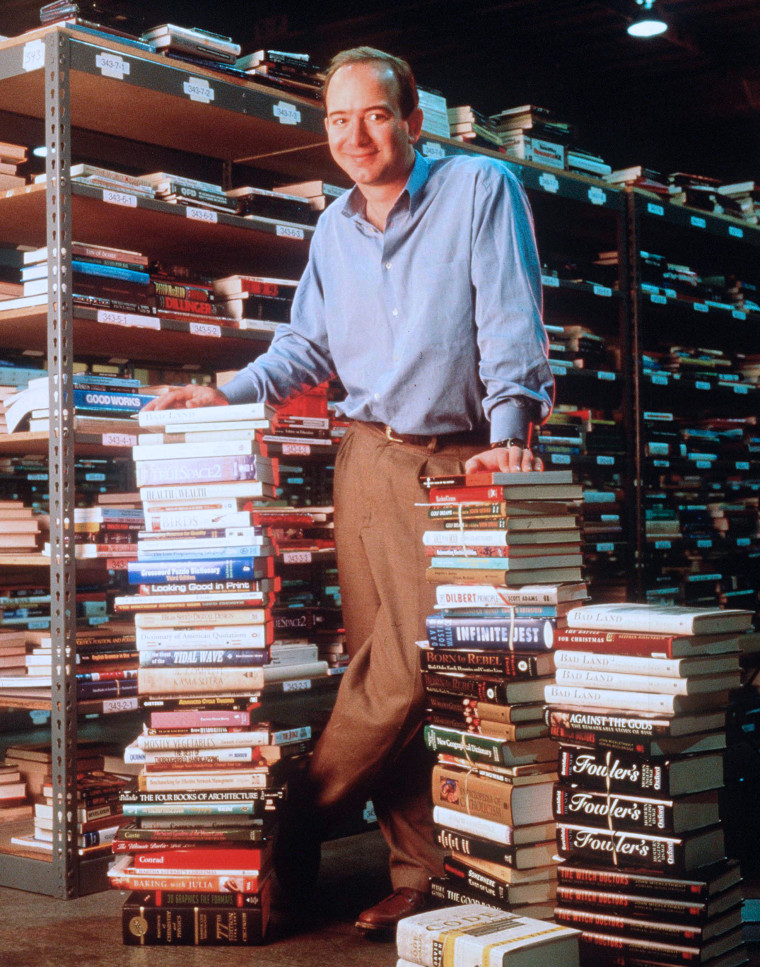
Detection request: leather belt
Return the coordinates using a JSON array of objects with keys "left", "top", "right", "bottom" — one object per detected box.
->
[{"left": 366, "top": 422, "right": 488, "bottom": 451}]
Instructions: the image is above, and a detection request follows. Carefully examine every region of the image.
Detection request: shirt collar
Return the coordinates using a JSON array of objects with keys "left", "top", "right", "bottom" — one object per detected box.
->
[{"left": 339, "top": 150, "right": 431, "bottom": 221}]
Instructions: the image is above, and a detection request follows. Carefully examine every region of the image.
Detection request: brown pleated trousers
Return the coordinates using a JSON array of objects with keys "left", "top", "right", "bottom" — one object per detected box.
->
[{"left": 308, "top": 420, "right": 484, "bottom": 891}]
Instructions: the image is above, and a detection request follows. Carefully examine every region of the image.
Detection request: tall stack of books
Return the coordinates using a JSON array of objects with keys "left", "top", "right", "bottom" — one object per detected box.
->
[
  {"left": 0, "top": 499, "right": 43, "bottom": 552},
  {"left": 396, "top": 903, "right": 580, "bottom": 967},
  {"left": 140, "top": 24, "right": 241, "bottom": 65},
  {"left": 544, "top": 602, "right": 752, "bottom": 967},
  {"left": 489, "top": 105, "right": 574, "bottom": 170},
  {"left": 235, "top": 49, "right": 324, "bottom": 101},
  {"left": 109, "top": 400, "right": 322, "bottom": 944},
  {"left": 418, "top": 468, "right": 587, "bottom": 917}
]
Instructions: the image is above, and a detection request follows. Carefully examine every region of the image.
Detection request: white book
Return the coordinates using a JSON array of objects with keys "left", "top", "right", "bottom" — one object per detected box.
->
[
  {"left": 140, "top": 481, "right": 273, "bottom": 502},
  {"left": 433, "top": 805, "right": 557, "bottom": 847},
  {"left": 553, "top": 667, "right": 740, "bottom": 696},
  {"left": 566, "top": 603, "right": 753, "bottom": 636},
  {"left": 136, "top": 726, "right": 308, "bottom": 751},
  {"left": 134, "top": 608, "right": 268, "bottom": 628},
  {"left": 115, "top": 590, "right": 271, "bottom": 610},
  {"left": 131, "top": 439, "right": 267, "bottom": 461},
  {"left": 143, "top": 510, "right": 254, "bottom": 532},
  {"left": 137, "top": 666, "right": 264, "bottom": 694},
  {"left": 137, "top": 427, "right": 267, "bottom": 444},
  {"left": 136, "top": 623, "right": 269, "bottom": 650},
  {"left": 543, "top": 683, "right": 722, "bottom": 715},
  {"left": 553, "top": 650, "right": 740, "bottom": 678},
  {"left": 396, "top": 904, "right": 578, "bottom": 967},
  {"left": 262, "top": 660, "right": 328, "bottom": 683},
  {"left": 435, "top": 583, "right": 587, "bottom": 609},
  {"left": 138, "top": 401, "right": 274, "bottom": 427},
  {"left": 124, "top": 741, "right": 259, "bottom": 764},
  {"left": 137, "top": 531, "right": 270, "bottom": 551}
]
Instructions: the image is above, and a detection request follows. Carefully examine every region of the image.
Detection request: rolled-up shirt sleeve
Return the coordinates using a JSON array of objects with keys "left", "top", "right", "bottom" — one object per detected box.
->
[
  {"left": 470, "top": 165, "right": 554, "bottom": 443},
  {"left": 221, "top": 231, "right": 336, "bottom": 406}
]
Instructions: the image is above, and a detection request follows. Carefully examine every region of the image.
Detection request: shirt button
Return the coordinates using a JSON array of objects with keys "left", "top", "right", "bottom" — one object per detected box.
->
[
  {"left": 374, "top": 393, "right": 380, "bottom": 401},
  {"left": 385, "top": 262, "right": 392, "bottom": 270},
  {"left": 392, "top": 308, "right": 399, "bottom": 316}
]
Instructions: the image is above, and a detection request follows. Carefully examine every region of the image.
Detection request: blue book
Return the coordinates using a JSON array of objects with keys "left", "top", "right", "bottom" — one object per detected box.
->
[
  {"left": 73, "top": 388, "right": 156, "bottom": 412},
  {"left": 127, "top": 558, "right": 272, "bottom": 584},
  {"left": 72, "top": 260, "right": 150, "bottom": 284},
  {"left": 72, "top": 373, "right": 141, "bottom": 391}
]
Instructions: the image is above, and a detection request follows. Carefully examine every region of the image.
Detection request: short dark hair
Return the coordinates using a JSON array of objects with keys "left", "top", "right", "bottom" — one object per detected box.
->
[{"left": 323, "top": 46, "right": 418, "bottom": 119}]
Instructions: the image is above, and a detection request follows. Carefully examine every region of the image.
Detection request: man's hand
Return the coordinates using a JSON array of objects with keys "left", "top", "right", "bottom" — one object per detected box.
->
[
  {"left": 465, "top": 444, "right": 543, "bottom": 474},
  {"left": 142, "top": 385, "right": 230, "bottom": 412}
]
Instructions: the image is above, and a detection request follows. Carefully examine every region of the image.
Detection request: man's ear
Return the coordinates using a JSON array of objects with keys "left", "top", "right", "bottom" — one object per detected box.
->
[{"left": 406, "top": 106, "right": 424, "bottom": 143}]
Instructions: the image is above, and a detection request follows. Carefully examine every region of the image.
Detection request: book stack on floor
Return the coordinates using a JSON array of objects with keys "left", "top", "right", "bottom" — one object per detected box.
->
[
  {"left": 108, "top": 401, "right": 320, "bottom": 944},
  {"left": 418, "top": 468, "right": 587, "bottom": 917},
  {"left": 396, "top": 903, "right": 580, "bottom": 967},
  {"left": 544, "top": 602, "right": 752, "bottom": 967}
]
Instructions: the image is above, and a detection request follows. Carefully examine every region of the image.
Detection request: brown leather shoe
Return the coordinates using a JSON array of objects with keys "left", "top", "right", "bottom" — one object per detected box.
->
[{"left": 355, "top": 887, "right": 428, "bottom": 938}]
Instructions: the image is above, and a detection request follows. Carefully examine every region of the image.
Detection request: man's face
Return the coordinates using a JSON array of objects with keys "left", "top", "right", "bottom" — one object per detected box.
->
[{"left": 324, "top": 61, "right": 422, "bottom": 193}]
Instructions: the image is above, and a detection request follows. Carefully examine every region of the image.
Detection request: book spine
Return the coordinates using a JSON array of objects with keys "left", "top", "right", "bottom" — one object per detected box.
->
[
  {"left": 554, "top": 629, "right": 679, "bottom": 657},
  {"left": 138, "top": 649, "right": 268, "bottom": 668},
  {"left": 128, "top": 559, "right": 272, "bottom": 584},
  {"left": 431, "top": 765, "right": 516, "bottom": 825},
  {"left": 556, "top": 824, "right": 712, "bottom": 871},
  {"left": 432, "top": 806, "right": 514, "bottom": 845},
  {"left": 136, "top": 666, "right": 264, "bottom": 694},
  {"left": 555, "top": 885, "right": 707, "bottom": 923},
  {"left": 424, "top": 724, "right": 505, "bottom": 765},
  {"left": 113, "top": 871, "right": 264, "bottom": 894},
  {"left": 72, "top": 389, "right": 154, "bottom": 412},
  {"left": 136, "top": 624, "right": 270, "bottom": 649},
  {"left": 554, "top": 649, "right": 686, "bottom": 676},
  {"left": 421, "top": 650, "right": 548, "bottom": 679},
  {"left": 425, "top": 615, "right": 555, "bottom": 651},
  {"left": 554, "top": 906, "right": 706, "bottom": 945},
  {"left": 553, "top": 785, "right": 695, "bottom": 834},
  {"left": 135, "top": 456, "right": 270, "bottom": 488},
  {"left": 132, "top": 847, "right": 266, "bottom": 870},
  {"left": 148, "top": 709, "right": 254, "bottom": 729},
  {"left": 545, "top": 685, "right": 678, "bottom": 715},
  {"left": 556, "top": 863, "right": 713, "bottom": 900},
  {"left": 434, "top": 828, "right": 520, "bottom": 866}
]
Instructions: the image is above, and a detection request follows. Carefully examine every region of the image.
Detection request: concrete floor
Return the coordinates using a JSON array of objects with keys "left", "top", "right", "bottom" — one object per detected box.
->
[
  {"left": 1, "top": 830, "right": 760, "bottom": 967},
  {"left": 0, "top": 830, "right": 398, "bottom": 967}
]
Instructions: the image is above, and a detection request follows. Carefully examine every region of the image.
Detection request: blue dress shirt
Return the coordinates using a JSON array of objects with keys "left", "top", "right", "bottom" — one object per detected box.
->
[{"left": 222, "top": 151, "right": 554, "bottom": 443}]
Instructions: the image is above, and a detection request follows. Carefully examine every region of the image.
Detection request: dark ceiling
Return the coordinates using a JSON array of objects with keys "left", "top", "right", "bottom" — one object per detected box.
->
[{"left": 1, "top": 0, "right": 759, "bottom": 181}]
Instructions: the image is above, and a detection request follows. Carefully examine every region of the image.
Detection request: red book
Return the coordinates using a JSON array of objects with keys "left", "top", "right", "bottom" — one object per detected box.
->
[
  {"left": 132, "top": 844, "right": 270, "bottom": 870},
  {"left": 554, "top": 628, "right": 742, "bottom": 659}
]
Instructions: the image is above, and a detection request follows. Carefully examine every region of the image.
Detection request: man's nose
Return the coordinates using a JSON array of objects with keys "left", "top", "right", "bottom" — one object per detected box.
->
[{"left": 346, "top": 117, "right": 370, "bottom": 145}]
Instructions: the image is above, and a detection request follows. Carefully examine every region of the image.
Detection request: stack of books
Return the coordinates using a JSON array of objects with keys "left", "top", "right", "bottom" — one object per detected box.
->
[
  {"left": 0, "top": 755, "right": 31, "bottom": 823},
  {"left": 0, "top": 139, "right": 27, "bottom": 191},
  {"left": 447, "top": 106, "right": 504, "bottom": 151},
  {"left": 0, "top": 244, "right": 27, "bottom": 302},
  {"left": 274, "top": 180, "right": 347, "bottom": 218},
  {"left": 140, "top": 24, "right": 241, "bottom": 65},
  {"left": 226, "top": 184, "right": 313, "bottom": 224},
  {"left": 544, "top": 602, "right": 752, "bottom": 967},
  {"left": 13, "top": 769, "right": 130, "bottom": 857},
  {"left": 603, "top": 165, "right": 670, "bottom": 195},
  {"left": 212, "top": 274, "right": 298, "bottom": 327},
  {"left": 396, "top": 904, "right": 580, "bottom": 967},
  {"left": 33, "top": 163, "right": 155, "bottom": 200},
  {"left": 4, "top": 372, "right": 155, "bottom": 435},
  {"left": 716, "top": 181, "right": 760, "bottom": 225},
  {"left": 40, "top": 504, "right": 143, "bottom": 562},
  {"left": 0, "top": 499, "right": 43, "bottom": 552},
  {"left": 138, "top": 172, "right": 236, "bottom": 215},
  {"left": 418, "top": 88, "right": 450, "bottom": 138},
  {"left": 265, "top": 383, "right": 334, "bottom": 451},
  {"left": 489, "top": 105, "right": 574, "bottom": 170},
  {"left": 235, "top": 49, "right": 324, "bottom": 102}
]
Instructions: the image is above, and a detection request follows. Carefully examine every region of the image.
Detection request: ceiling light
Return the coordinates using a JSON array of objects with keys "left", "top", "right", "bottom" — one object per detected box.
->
[{"left": 627, "top": 0, "right": 668, "bottom": 37}]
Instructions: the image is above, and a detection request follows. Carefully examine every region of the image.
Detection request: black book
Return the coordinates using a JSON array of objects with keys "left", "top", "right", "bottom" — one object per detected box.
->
[
  {"left": 556, "top": 858, "right": 741, "bottom": 902},
  {"left": 435, "top": 826, "right": 555, "bottom": 870},
  {"left": 555, "top": 881, "right": 744, "bottom": 926}
]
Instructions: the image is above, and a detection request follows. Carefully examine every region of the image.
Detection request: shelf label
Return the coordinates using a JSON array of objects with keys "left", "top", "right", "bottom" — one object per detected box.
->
[
  {"left": 184, "top": 77, "right": 214, "bottom": 103},
  {"left": 106, "top": 558, "right": 129, "bottom": 570},
  {"left": 736, "top": 461, "right": 750, "bottom": 471},
  {"left": 737, "top": 537, "right": 751, "bottom": 547},
  {"left": 282, "top": 443, "right": 311, "bottom": 456},
  {"left": 185, "top": 206, "right": 218, "bottom": 223},
  {"left": 421, "top": 141, "right": 445, "bottom": 160},
  {"left": 282, "top": 551, "right": 313, "bottom": 564},
  {"left": 28, "top": 473, "right": 48, "bottom": 480},
  {"left": 733, "top": 384, "right": 749, "bottom": 394},
  {"left": 728, "top": 224, "right": 744, "bottom": 238},
  {"left": 654, "top": 540, "right": 672, "bottom": 549},
  {"left": 273, "top": 100, "right": 301, "bottom": 125},
  {"left": 85, "top": 473, "right": 106, "bottom": 482},
  {"left": 650, "top": 293, "right": 668, "bottom": 305},
  {"left": 652, "top": 459, "right": 669, "bottom": 467},
  {"left": 690, "top": 215, "right": 707, "bottom": 229},
  {"left": 95, "top": 51, "right": 130, "bottom": 80},
  {"left": 651, "top": 374, "right": 669, "bottom": 385},
  {"left": 276, "top": 224, "right": 305, "bottom": 240},
  {"left": 596, "top": 371, "right": 616, "bottom": 381},
  {"left": 695, "top": 460, "right": 712, "bottom": 469},
  {"left": 102, "top": 696, "right": 139, "bottom": 714},
  {"left": 551, "top": 453, "right": 572, "bottom": 464},
  {"left": 23, "top": 39, "right": 45, "bottom": 72},
  {"left": 538, "top": 172, "right": 560, "bottom": 194},
  {"left": 596, "top": 455, "right": 615, "bottom": 465},
  {"left": 102, "top": 188, "right": 137, "bottom": 208},
  {"left": 697, "top": 540, "right": 712, "bottom": 548},
  {"left": 587, "top": 186, "right": 607, "bottom": 206},
  {"left": 732, "top": 309, "right": 747, "bottom": 320},
  {"left": 282, "top": 679, "right": 311, "bottom": 692},
  {"left": 592, "top": 284, "right": 612, "bottom": 297},
  {"left": 102, "top": 433, "right": 137, "bottom": 447},
  {"left": 549, "top": 363, "right": 567, "bottom": 376},
  {"left": 541, "top": 275, "right": 560, "bottom": 287},
  {"left": 693, "top": 303, "right": 709, "bottom": 313},
  {"left": 694, "top": 380, "right": 711, "bottom": 390},
  {"left": 647, "top": 202, "right": 664, "bottom": 216},
  {"left": 595, "top": 543, "right": 615, "bottom": 552},
  {"left": 97, "top": 309, "right": 160, "bottom": 330},
  {"left": 189, "top": 321, "right": 222, "bottom": 338}
]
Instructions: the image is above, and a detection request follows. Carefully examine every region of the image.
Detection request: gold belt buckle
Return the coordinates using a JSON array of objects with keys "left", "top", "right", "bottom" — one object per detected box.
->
[{"left": 385, "top": 425, "right": 405, "bottom": 444}]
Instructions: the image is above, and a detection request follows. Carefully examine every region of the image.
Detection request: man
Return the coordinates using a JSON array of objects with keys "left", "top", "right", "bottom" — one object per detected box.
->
[{"left": 144, "top": 46, "right": 554, "bottom": 936}]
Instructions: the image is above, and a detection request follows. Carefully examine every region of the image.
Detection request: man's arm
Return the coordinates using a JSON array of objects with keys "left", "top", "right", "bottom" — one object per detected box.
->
[
  {"left": 465, "top": 162, "right": 554, "bottom": 473},
  {"left": 144, "top": 229, "right": 335, "bottom": 413}
]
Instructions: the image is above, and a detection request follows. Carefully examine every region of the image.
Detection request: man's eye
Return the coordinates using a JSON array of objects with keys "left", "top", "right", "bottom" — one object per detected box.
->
[{"left": 368, "top": 112, "right": 388, "bottom": 122}]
